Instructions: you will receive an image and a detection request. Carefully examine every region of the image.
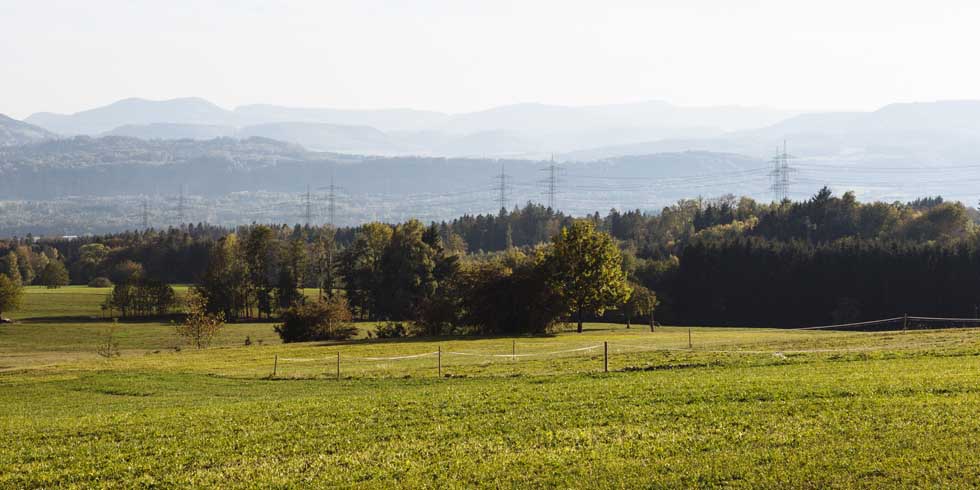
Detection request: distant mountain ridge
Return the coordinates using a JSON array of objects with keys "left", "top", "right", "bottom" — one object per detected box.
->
[
  {"left": 568, "top": 100, "right": 980, "bottom": 162},
  {"left": 0, "top": 114, "right": 56, "bottom": 147},
  {"left": 22, "top": 97, "right": 980, "bottom": 167},
  {"left": 24, "top": 97, "right": 797, "bottom": 157}
]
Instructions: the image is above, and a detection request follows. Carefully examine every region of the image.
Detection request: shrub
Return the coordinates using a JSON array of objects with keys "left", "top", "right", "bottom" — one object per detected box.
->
[
  {"left": 275, "top": 297, "right": 357, "bottom": 343},
  {"left": 374, "top": 321, "right": 407, "bottom": 339},
  {"left": 88, "top": 277, "right": 113, "bottom": 288},
  {"left": 96, "top": 323, "right": 121, "bottom": 358},
  {"left": 175, "top": 290, "right": 225, "bottom": 349}
]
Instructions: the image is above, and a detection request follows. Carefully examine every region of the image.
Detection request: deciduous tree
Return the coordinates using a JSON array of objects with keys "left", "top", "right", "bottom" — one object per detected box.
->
[
  {"left": 546, "top": 220, "right": 632, "bottom": 333},
  {"left": 0, "top": 274, "right": 23, "bottom": 320}
]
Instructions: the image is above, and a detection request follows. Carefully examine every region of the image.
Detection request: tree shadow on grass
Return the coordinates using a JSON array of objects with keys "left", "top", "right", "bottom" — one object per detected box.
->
[{"left": 15, "top": 314, "right": 185, "bottom": 324}]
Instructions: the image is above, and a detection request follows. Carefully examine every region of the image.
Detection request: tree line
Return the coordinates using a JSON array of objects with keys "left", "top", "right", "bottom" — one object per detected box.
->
[{"left": 2, "top": 189, "right": 978, "bottom": 329}]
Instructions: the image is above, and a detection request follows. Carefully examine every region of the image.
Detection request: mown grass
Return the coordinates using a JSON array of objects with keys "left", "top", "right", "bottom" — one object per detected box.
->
[{"left": 3, "top": 287, "right": 980, "bottom": 488}]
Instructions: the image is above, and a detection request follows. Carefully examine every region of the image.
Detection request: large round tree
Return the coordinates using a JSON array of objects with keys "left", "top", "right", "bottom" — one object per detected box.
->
[{"left": 546, "top": 220, "right": 632, "bottom": 333}]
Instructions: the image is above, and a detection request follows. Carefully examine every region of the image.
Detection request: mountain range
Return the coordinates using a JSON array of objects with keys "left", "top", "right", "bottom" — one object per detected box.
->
[
  {"left": 21, "top": 97, "right": 796, "bottom": 157},
  {"left": 568, "top": 100, "right": 980, "bottom": 162},
  {"left": 20, "top": 97, "right": 980, "bottom": 164}
]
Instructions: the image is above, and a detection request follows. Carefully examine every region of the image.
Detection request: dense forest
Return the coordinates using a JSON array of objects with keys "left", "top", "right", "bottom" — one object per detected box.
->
[{"left": 2, "top": 189, "right": 979, "bottom": 328}]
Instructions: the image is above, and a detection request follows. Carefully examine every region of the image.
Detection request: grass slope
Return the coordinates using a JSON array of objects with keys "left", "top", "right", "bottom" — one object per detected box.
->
[{"left": 3, "top": 287, "right": 980, "bottom": 488}]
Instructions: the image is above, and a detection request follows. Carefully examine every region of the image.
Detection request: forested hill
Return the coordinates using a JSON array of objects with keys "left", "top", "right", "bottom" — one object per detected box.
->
[
  {"left": 0, "top": 135, "right": 767, "bottom": 235},
  {"left": 0, "top": 135, "right": 761, "bottom": 198}
]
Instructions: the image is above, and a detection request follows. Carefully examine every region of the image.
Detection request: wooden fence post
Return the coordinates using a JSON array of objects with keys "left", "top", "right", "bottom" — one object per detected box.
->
[
  {"left": 273, "top": 354, "right": 278, "bottom": 377},
  {"left": 438, "top": 346, "right": 442, "bottom": 378},
  {"left": 337, "top": 352, "right": 341, "bottom": 381},
  {"left": 603, "top": 341, "right": 608, "bottom": 373},
  {"left": 688, "top": 328, "right": 692, "bottom": 349}
]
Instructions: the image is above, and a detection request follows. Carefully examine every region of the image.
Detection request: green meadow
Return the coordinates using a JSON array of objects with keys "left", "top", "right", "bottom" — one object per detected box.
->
[{"left": 3, "top": 286, "right": 980, "bottom": 488}]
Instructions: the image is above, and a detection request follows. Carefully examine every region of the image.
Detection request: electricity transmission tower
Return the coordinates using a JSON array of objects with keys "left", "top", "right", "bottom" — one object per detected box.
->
[
  {"left": 141, "top": 198, "right": 149, "bottom": 230},
  {"left": 492, "top": 163, "right": 510, "bottom": 211},
  {"left": 317, "top": 178, "right": 341, "bottom": 227},
  {"left": 769, "top": 141, "right": 794, "bottom": 202},
  {"left": 540, "top": 154, "right": 561, "bottom": 210}
]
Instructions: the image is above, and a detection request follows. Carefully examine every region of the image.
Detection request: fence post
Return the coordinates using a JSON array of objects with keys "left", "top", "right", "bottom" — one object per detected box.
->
[
  {"left": 903, "top": 313, "right": 908, "bottom": 331},
  {"left": 688, "top": 328, "right": 693, "bottom": 349},
  {"left": 336, "top": 352, "right": 341, "bottom": 381},
  {"left": 603, "top": 341, "right": 608, "bottom": 373},
  {"left": 273, "top": 354, "right": 278, "bottom": 378},
  {"left": 512, "top": 339, "right": 516, "bottom": 361},
  {"left": 438, "top": 346, "right": 442, "bottom": 378}
]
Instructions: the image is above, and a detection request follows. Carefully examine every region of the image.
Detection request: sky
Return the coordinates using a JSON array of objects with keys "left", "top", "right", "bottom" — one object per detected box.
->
[{"left": 3, "top": 0, "right": 980, "bottom": 119}]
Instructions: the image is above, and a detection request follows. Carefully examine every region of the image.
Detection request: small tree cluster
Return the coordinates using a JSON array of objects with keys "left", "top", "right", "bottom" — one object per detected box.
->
[
  {"left": 275, "top": 297, "right": 357, "bottom": 343},
  {"left": 621, "top": 282, "right": 658, "bottom": 330},
  {"left": 103, "top": 280, "right": 177, "bottom": 318}
]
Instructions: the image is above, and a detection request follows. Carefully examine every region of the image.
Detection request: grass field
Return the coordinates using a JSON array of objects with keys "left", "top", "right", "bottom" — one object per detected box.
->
[{"left": 4, "top": 287, "right": 980, "bottom": 487}]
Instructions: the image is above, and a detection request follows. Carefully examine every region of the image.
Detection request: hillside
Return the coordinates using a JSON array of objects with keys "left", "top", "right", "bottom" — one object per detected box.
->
[
  {"left": 0, "top": 135, "right": 769, "bottom": 234},
  {"left": 26, "top": 97, "right": 234, "bottom": 135},
  {"left": 0, "top": 114, "right": 56, "bottom": 147}
]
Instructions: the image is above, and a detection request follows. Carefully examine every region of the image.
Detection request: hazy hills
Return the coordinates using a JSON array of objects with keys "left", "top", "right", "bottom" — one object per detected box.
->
[
  {"left": 26, "top": 97, "right": 980, "bottom": 164},
  {"left": 0, "top": 114, "right": 56, "bottom": 147},
  {"left": 569, "top": 100, "right": 980, "bottom": 162},
  {"left": 24, "top": 97, "right": 796, "bottom": 157},
  {"left": 8, "top": 97, "right": 980, "bottom": 235},
  {"left": 0, "top": 135, "right": 760, "bottom": 199},
  {"left": 0, "top": 133, "right": 765, "bottom": 235}
]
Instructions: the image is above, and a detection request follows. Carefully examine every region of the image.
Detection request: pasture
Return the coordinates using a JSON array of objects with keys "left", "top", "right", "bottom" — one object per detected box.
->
[{"left": 3, "top": 286, "right": 980, "bottom": 488}]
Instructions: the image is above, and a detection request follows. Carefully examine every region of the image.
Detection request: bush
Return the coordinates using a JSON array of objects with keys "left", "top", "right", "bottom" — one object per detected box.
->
[
  {"left": 275, "top": 297, "right": 357, "bottom": 343},
  {"left": 374, "top": 321, "right": 407, "bottom": 338},
  {"left": 88, "top": 277, "right": 113, "bottom": 288}
]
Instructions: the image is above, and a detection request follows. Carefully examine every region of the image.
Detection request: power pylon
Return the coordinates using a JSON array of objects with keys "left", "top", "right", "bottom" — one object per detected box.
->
[
  {"left": 492, "top": 163, "right": 510, "bottom": 211},
  {"left": 769, "top": 140, "right": 794, "bottom": 202},
  {"left": 540, "top": 154, "right": 561, "bottom": 210},
  {"left": 317, "top": 178, "right": 341, "bottom": 227}
]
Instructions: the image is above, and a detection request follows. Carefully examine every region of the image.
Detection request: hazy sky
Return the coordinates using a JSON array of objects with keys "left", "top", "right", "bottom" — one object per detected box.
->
[{"left": 3, "top": 0, "right": 980, "bottom": 119}]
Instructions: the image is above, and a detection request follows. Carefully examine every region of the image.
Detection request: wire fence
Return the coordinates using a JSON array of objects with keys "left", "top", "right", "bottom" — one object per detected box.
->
[
  {"left": 791, "top": 315, "right": 980, "bottom": 331},
  {"left": 267, "top": 316, "right": 980, "bottom": 380}
]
